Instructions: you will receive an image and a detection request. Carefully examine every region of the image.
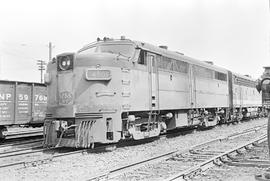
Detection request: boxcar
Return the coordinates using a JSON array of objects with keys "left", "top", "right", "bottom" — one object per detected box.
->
[{"left": 0, "top": 80, "right": 47, "bottom": 138}]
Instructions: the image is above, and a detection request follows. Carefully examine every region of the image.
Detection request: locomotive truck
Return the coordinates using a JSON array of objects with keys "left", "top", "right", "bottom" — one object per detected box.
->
[{"left": 43, "top": 37, "right": 262, "bottom": 148}]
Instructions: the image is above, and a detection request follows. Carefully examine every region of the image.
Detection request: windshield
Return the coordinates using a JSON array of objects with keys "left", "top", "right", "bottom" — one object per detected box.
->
[{"left": 79, "top": 44, "right": 135, "bottom": 58}]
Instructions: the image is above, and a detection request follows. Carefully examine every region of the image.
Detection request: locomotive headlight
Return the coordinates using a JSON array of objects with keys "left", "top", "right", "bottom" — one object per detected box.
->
[
  {"left": 62, "top": 60, "right": 67, "bottom": 66},
  {"left": 57, "top": 54, "right": 74, "bottom": 71},
  {"left": 59, "top": 57, "right": 70, "bottom": 70}
]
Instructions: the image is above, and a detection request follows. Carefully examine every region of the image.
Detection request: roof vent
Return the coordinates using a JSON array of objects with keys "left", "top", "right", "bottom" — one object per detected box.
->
[
  {"left": 244, "top": 75, "right": 251, "bottom": 77},
  {"left": 204, "top": 61, "right": 214, "bottom": 65},
  {"left": 159, "top": 45, "right": 168, "bottom": 50},
  {"left": 103, "top": 37, "right": 113, "bottom": 41},
  {"left": 175, "top": 51, "right": 184, "bottom": 55},
  {"left": 120, "top": 36, "right": 126, "bottom": 40}
]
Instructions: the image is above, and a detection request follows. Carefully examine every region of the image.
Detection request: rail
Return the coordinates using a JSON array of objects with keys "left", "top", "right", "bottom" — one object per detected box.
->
[
  {"left": 87, "top": 124, "right": 267, "bottom": 181},
  {"left": 165, "top": 135, "right": 267, "bottom": 181},
  {"left": 0, "top": 122, "right": 266, "bottom": 171}
]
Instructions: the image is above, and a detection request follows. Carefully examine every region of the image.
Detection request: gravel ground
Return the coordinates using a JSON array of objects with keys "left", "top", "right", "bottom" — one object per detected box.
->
[
  {"left": 0, "top": 118, "right": 267, "bottom": 181},
  {"left": 192, "top": 131, "right": 269, "bottom": 181},
  {"left": 114, "top": 125, "right": 266, "bottom": 181}
]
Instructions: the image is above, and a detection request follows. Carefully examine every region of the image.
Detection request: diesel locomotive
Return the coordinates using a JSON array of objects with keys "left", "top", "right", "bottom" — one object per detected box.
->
[{"left": 43, "top": 37, "right": 262, "bottom": 148}]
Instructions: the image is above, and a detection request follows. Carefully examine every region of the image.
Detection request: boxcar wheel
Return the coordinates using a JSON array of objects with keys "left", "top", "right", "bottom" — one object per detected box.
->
[{"left": 0, "top": 127, "right": 6, "bottom": 139}]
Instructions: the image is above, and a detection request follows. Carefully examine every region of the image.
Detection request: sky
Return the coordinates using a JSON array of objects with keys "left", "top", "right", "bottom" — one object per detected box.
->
[{"left": 0, "top": 0, "right": 269, "bottom": 82}]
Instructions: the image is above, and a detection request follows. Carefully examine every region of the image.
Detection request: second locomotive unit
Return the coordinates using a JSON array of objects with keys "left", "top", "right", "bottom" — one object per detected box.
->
[{"left": 44, "top": 37, "right": 262, "bottom": 148}]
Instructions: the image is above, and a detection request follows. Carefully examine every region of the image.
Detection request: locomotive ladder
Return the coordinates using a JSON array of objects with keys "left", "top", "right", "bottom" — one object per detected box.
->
[{"left": 147, "top": 53, "right": 159, "bottom": 132}]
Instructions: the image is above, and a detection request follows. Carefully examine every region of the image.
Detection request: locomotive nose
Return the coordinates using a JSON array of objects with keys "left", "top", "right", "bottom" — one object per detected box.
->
[
  {"left": 48, "top": 54, "right": 75, "bottom": 117},
  {"left": 54, "top": 72, "right": 75, "bottom": 117}
]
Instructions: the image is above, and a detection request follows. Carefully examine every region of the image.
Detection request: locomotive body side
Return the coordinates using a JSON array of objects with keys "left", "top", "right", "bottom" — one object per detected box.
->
[
  {"left": 192, "top": 64, "right": 229, "bottom": 109},
  {"left": 125, "top": 42, "right": 230, "bottom": 131}
]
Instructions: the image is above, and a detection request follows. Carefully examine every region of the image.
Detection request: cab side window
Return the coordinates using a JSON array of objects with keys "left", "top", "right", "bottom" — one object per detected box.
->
[{"left": 138, "top": 50, "right": 147, "bottom": 65}]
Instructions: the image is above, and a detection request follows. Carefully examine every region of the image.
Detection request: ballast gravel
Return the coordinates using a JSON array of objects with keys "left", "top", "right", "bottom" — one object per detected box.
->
[
  {"left": 191, "top": 133, "right": 269, "bottom": 181},
  {"left": 0, "top": 118, "right": 267, "bottom": 181}
]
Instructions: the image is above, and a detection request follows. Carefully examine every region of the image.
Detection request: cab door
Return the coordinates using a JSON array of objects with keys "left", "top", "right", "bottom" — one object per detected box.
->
[
  {"left": 189, "top": 65, "right": 196, "bottom": 108},
  {"left": 239, "top": 87, "right": 243, "bottom": 106}
]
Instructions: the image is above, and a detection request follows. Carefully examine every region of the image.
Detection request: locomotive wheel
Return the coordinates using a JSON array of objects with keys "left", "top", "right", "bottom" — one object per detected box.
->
[{"left": 0, "top": 127, "right": 6, "bottom": 139}]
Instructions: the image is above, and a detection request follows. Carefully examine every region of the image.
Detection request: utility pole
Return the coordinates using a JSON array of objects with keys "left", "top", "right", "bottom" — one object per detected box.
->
[
  {"left": 37, "top": 60, "right": 46, "bottom": 83},
  {"left": 0, "top": 55, "right": 2, "bottom": 78},
  {"left": 48, "top": 42, "right": 52, "bottom": 62}
]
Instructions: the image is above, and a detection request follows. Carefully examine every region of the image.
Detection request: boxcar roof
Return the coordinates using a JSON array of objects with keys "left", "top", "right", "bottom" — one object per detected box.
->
[{"left": 0, "top": 80, "right": 46, "bottom": 86}]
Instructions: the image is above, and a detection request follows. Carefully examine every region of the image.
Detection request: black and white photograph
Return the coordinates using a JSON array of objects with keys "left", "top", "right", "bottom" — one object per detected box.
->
[{"left": 0, "top": 0, "right": 270, "bottom": 180}]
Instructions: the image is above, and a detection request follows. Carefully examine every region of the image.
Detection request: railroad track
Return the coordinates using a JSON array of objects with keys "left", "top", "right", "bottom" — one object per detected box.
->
[
  {"left": 223, "top": 141, "right": 270, "bottom": 169},
  {"left": 0, "top": 128, "right": 44, "bottom": 153},
  {"left": 87, "top": 124, "right": 267, "bottom": 181},
  {"left": 0, "top": 139, "right": 117, "bottom": 169},
  {"left": 0, "top": 122, "right": 266, "bottom": 172},
  {"left": 4, "top": 127, "right": 43, "bottom": 139},
  {"left": 165, "top": 135, "right": 266, "bottom": 181},
  {"left": 0, "top": 138, "right": 43, "bottom": 149}
]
